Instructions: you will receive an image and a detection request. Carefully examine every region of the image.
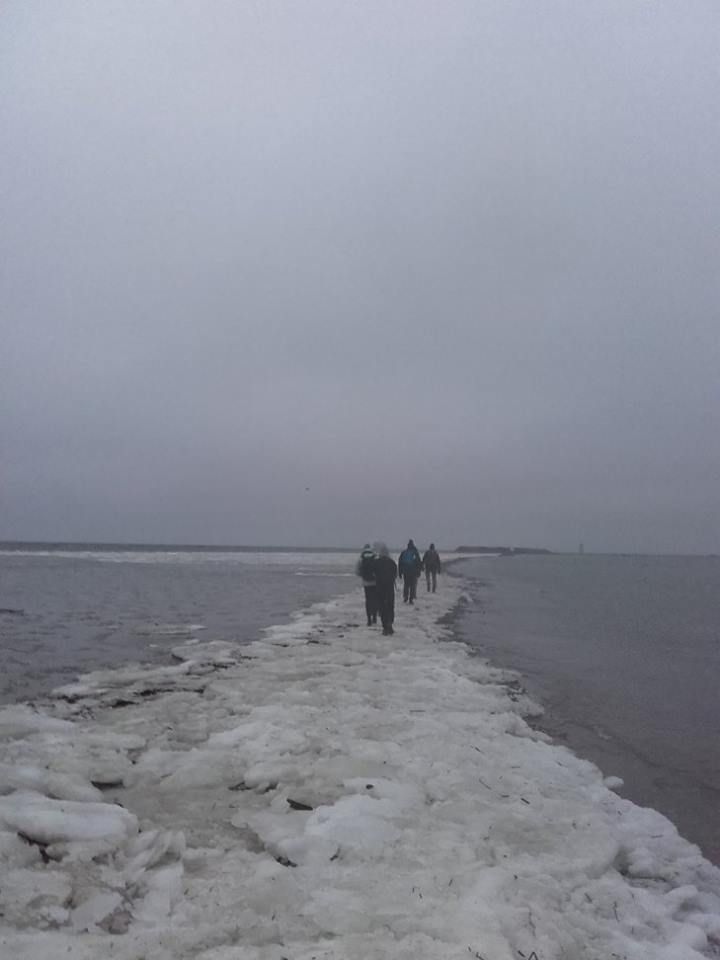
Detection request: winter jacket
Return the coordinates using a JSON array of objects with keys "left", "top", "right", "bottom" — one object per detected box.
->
[
  {"left": 374, "top": 555, "right": 398, "bottom": 590},
  {"left": 422, "top": 548, "right": 441, "bottom": 573},
  {"left": 398, "top": 546, "right": 422, "bottom": 578},
  {"left": 356, "top": 547, "right": 377, "bottom": 586}
]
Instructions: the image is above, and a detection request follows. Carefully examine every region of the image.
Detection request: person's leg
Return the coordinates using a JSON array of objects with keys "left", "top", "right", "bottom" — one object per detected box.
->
[
  {"left": 432, "top": 570, "right": 437, "bottom": 592},
  {"left": 369, "top": 585, "right": 378, "bottom": 623},
  {"left": 403, "top": 576, "right": 410, "bottom": 602},
  {"left": 379, "top": 589, "right": 391, "bottom": 634},
  {"left": 409, "top": 575, "right": 417, "bottom": 602},
  {"left": 387, "top": 590, "right": 395, "bottom": 634},
  {"left": 364, "top": 587, "right": 373, "bottom": 625},
  {"left": 426, "top": 570, "right": 431, "bottom": 591}
]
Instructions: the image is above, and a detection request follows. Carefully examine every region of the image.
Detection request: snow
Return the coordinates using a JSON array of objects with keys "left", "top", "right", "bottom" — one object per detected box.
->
[{"left": 1, "top": 585, "right": 719, "bottom": 959}]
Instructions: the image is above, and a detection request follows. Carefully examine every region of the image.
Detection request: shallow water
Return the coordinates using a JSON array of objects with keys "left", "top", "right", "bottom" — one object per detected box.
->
[
  {"left": 453, "top": 553, "right": 720, "bottom": 864},
  {"left": 0, "top": 547, "right": 355, "bottom": 704}
]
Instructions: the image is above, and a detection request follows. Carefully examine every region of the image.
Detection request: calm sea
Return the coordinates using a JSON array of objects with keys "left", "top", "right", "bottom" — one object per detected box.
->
[
  {"left": 0, "top": 545, "right": 356, "bottom": 704},
  {"left": 453, "top": 554, "right": 720, "bottom": 865}
]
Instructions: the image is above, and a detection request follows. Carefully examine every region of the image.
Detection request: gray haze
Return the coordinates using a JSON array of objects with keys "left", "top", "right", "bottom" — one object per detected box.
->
[{"left": 2, "top": 1, "right": 719, "bottom": 552}]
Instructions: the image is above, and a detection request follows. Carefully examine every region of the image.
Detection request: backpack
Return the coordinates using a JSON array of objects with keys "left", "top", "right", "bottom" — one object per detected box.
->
[
  {"left": 360, "top": 553, "right": 376, "bottom": 580},
  {"left": 400, "top": 548, "right": 417, "bottom": 571},
  {"left": 424, "top": 549, "right": 439, "bottom": 571}
]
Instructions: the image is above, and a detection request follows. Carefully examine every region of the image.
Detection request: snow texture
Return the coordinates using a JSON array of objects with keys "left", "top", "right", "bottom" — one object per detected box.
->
[{"left": 1, "top": 585, "right": 719, "bottom": 959}]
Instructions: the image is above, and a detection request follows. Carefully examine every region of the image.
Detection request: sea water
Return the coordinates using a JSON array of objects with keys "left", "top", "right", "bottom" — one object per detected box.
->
[
  {"left": 453, "top": 553, "right": 720, "bottom": 864},
  {"left": 0, "top": 545, "right": 356, "bottom": 704}
]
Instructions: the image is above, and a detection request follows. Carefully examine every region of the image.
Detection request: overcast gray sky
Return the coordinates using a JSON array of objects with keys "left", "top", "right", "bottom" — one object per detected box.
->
[{"left": 2, "top": 1, "right": 718, "bottom": 552}]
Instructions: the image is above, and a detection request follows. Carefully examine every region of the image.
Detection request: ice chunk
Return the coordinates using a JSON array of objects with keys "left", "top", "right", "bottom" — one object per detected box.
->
[
  {"left": 0, "top": 791, "right": 137, "bottom": 847},
  {"left": 71, "top": 891, "right": 124, "bottom": 933},
  {"left": 132, "top": 862, "right": 184, "bottom": 925},
  {"left": 604, "top": 775, "right": 624, "bottom": 789},
  {"left": 0, "top": 763, "right": 104, "bottom": 802},
  {"left": 0, "top": 706, "right": 74, "bottom": 740},
  {"left": 171, "top": 639, "right": 241, "bottom": 666}
]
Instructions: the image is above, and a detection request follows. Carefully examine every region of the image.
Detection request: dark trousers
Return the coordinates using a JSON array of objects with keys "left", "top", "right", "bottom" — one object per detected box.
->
[
  {"left": 425, "top": 570, "right": 437, "bottom": 592},
  {"left": 377, "top": 587, "right": 395, "bottom": 632},
  {"left": 363, "top": 585, "right": 378, "bottom": 624},
  {"left": 402, "top": 574, "right": 418, "bottom": 603}
]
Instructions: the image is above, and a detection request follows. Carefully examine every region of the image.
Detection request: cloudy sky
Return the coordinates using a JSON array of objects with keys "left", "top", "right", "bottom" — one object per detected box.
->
[{"left": 2, "top": 1, "right": 718, "bottom": 552}]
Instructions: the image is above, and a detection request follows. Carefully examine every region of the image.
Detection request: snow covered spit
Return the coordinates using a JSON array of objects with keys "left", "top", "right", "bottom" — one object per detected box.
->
[{"left": 1, "top": 586, "right": 719, "bottom": 960}]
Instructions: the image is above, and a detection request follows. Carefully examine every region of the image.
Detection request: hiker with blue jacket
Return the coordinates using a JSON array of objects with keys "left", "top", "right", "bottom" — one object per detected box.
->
[
  {"left": 398, "top": 539, "right": 422, "bottom": 604},
  {"left": 356, "top": 544, "right": 378, "bottom": 626}
]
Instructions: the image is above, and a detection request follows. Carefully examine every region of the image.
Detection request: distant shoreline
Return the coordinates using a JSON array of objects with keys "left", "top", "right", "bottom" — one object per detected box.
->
[{"left": 1, "top": 542, "right": 715, "bottom": 559}]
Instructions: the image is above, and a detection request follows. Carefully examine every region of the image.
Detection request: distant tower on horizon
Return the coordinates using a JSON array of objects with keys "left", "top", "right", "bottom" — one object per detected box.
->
[{"left": 578, "top": 542, "right": 585, "bottom": 555}]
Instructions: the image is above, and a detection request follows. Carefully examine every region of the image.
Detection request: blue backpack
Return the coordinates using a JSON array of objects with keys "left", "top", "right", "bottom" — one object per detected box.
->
[{"left": 400, "top": 548, "right": 417, "bottom": 571}]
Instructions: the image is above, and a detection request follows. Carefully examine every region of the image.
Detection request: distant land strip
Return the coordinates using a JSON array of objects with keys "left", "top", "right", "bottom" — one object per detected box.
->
[{"left": 455, "top": 546, "right": 552, "bottom": 555}]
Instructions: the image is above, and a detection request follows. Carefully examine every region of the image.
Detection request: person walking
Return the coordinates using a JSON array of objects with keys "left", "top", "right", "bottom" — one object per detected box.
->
[
  {"left": 398, "top": 539, "right": 422, "bottom": 604},
  {"left": 373, "top": 542, "right": 397, "bottom": 635},
  {"left": 356, "top": 543, "right": 378, "bottom": 626},
  {"left": 422, "top": 543, "right": 441, "bottom": 592}
]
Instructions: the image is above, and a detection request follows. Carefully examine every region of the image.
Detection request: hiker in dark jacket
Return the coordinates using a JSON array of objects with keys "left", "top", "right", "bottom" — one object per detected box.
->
[
  {"left": 398, "top": 539, "right": 422, "bottom": 604},
  {"left": 356, "top": 544, "right": 378, "bottom": 626},
  {"left": 422, "top": 543, "right": 441, "bottom": 592},
  {"left": 373, "top": 542, "right": 397, "bottom": 635}
]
